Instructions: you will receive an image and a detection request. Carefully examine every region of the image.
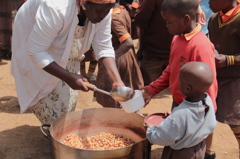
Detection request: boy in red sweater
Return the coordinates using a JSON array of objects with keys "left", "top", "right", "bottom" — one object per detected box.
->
[{"left": 142, "top": 0, "right": 218, "bottom": 158}]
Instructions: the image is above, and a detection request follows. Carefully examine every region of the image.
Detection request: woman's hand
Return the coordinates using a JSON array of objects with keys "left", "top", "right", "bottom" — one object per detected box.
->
[
  {"left": 215, "top": 54, "right": 227, "bottom": 68},
  {"left": 141, "top": 87, "right": 152, "bottom": 107},
  {"left": 43, "top": 62, "right": 89, "bottom": 91},
  {"left": 66, "top": 73, "right": 89, "bottom": 91}
]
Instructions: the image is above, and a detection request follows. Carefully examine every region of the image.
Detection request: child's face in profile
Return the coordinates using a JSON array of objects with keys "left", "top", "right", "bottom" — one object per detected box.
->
[
  {"left": 209, "top": 0, "right": 231, "bottom": 13},
  {"left": 161, "top": 10, "right": 186, "bottom": 35}
]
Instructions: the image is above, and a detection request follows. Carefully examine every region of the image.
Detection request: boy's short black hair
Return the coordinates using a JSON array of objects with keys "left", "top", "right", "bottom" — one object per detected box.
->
[{"left": 161, "top": 0, "right": 199, "bottom": 18}]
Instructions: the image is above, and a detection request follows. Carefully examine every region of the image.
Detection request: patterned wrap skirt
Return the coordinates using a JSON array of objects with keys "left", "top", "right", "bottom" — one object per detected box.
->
[{"left": 29, "top": 40, "right": 80, "bottom": 124}]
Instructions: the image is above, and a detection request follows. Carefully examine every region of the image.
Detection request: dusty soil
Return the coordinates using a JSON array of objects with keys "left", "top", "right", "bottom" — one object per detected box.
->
[{"left": 0, "top": 59, "right": 239, "bottom": 159}]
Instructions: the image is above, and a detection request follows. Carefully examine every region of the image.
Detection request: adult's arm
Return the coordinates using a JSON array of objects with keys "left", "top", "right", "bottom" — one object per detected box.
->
[
  {"left": 92, "top": 11, "right": 125, "bottom": 88},
  {"left": 43, "top": 62, "right": 88, "bottom": 90},
  {"left": 98, "top": 57, "right": 125, "bottom": 88},
  {"left": 27, "top": 2, "right": 88, "bottom": 91},
  {"left": 27, "top": 2, "right": 62, "bottom": 69}
]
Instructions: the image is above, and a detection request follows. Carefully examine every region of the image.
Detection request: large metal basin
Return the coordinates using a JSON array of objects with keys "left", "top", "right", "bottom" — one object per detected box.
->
[{"left": 41, "top": 108, "right": 151, "bottom": 159}]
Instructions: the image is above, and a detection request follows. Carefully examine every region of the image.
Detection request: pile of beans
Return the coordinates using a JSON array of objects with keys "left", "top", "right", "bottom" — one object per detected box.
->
[{"left": 63, "top": 132, "right": 135, "bottom": 150}]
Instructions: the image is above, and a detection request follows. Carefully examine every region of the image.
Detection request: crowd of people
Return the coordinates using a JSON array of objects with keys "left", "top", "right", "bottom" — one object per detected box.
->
[{"left": 3, "top": 0, "right": 240, "bottom": 158}]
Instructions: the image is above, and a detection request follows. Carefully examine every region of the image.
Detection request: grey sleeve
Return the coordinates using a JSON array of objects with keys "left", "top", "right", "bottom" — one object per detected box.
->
[{"left": 146, "top": 115, "right": 184, "bottom": 146}]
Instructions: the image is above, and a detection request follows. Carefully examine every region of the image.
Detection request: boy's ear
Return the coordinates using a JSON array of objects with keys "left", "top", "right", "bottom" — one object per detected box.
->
[
  {"left": 183, "top": 14, "right": 190, "bottom": 25},
  {"left": 187, "top": 84, "right": 192, "bottom": 91}
]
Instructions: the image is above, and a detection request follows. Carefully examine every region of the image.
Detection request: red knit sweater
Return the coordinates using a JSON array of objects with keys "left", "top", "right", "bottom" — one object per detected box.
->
[{"left": 146, "top": 31, "right": 218, "bottom": 111}]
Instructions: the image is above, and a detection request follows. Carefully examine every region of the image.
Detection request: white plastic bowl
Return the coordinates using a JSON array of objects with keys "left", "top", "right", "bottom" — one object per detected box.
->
[{"left": 120, "top": 90, "right": 145, "bottom": 113}]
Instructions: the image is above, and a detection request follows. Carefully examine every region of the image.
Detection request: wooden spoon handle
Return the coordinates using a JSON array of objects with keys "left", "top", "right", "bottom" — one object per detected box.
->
[
  {"left": 83, "top": 82, "right": 96, "bottom": 90},
  {"left": 83, "top": 82, "right": 110, "bottom": 95}
]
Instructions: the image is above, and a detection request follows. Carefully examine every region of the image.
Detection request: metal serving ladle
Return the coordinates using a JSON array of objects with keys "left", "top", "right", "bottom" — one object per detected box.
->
[{"left": 83, "top": 82, "right": 134, "bottom": 102}]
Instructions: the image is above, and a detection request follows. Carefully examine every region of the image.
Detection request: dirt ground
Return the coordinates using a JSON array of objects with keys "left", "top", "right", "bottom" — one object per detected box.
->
[{"left": 0, "top": 59, "right": 239, "bottom": 159}]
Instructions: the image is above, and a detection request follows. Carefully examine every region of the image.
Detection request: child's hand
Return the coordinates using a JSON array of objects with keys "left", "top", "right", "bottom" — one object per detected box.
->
[
  {"left": 144, "top": 122, "right": 153, "bottom": 128},
  {"left": 215, "top": 54, "right": 227, "bottom": 68},
  {"left": 141, "top": 87, "right": 152, "bottom": 107},
  {"left": 162, "top": 111, "right": 171, "bottom": 118}
]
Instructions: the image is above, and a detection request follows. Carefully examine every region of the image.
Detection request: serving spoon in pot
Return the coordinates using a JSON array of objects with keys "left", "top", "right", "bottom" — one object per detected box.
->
[{"left": 83, "top": 82, "right": 134, "bottom": 102}]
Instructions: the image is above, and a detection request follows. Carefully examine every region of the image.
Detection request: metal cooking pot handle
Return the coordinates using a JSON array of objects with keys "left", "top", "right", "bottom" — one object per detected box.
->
[{"left": 40, "top": 124, "right": 51, "bottom": 139}]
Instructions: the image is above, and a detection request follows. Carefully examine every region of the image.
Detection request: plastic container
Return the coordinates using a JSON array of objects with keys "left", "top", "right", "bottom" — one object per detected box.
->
[{"left": 120, "top": 90, "right": 145, "bottom": 113}]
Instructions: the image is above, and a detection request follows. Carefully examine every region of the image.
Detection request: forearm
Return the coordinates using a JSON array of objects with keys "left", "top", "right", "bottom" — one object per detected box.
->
[
  {"left": 146, "top": 120, "right": 179, "bottom": 146},
  {"left": 147, "top": 126, "right": 171, "bottom": 146},
  {"left": 115, "top": 38, "right": 133, "bottom": 59},
  {"left": 219, "top": 54, "right": 240, "bottom": 66},
  {"left": 145, "top": 66, "right": 170, "bottom": 97},
  {"left": 43, "top": 61, "right": 88, "bottom": 90},
  {"left": 146, "top": 81, "right": 168, "bottom": 97},
  {"left": 98, "top": 57, "right": 124, "bottom": 88},
  {"left": 233, "top": 54, "right": 240, "bottom": 65},
  {"left": 43, "top": 61, "right": 72, "bottom": 81}
]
